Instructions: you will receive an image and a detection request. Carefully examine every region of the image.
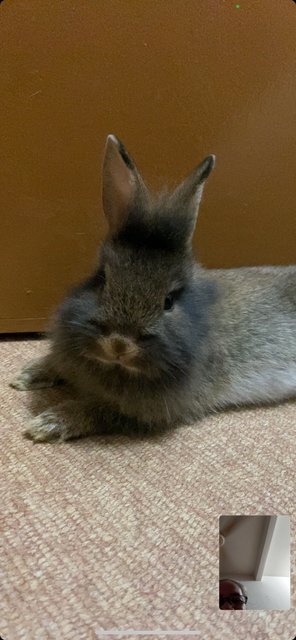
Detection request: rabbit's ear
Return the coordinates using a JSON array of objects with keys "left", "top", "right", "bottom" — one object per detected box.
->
[
  {"left": 102, "top": 135, "right": 149, "bottom": 235},
  {"left": 170, "top": 154, "right": 215, "bottom": 245}
]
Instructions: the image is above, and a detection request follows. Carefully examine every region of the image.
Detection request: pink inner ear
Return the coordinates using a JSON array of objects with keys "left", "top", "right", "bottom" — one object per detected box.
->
[{"left": 102, "top": 136, "right": 136, "bottom": 234}]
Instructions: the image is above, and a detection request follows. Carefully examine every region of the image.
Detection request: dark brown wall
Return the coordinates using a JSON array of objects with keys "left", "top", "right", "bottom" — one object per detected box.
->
[{"left": 1, "top": 0, "right": 296, "bottom": 332}]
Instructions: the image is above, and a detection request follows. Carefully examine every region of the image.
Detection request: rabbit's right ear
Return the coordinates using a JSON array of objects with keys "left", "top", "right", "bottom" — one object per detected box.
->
[
  {"left": 102, "top": 135, "right": 149, "bottom": 235},
  {"left": 169, "top": 154, "right": 216, "bottom": 247}
]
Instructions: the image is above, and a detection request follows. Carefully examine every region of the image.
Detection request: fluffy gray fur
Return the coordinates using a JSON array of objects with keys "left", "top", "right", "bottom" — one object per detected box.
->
[{"left": 10, "top": 135, "right": 296, "bottom": 442}]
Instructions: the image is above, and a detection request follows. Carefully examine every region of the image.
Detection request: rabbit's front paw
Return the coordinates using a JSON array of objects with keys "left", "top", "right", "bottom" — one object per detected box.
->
[
  {"left": 10, "top": 360, "right": 58, "bottom": 391},
  {"left": 24, "top": 411, "right": 64, "bottom": 442}
]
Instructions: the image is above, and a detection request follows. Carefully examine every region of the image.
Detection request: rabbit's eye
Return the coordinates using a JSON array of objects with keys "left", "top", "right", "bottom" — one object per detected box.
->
[
  {"left": 96, "top": 269, "right": 106, "bottom": 288},
  {"left": 139, "top": 332, "right": 156, "bottom": 343},
  {"left": 88, "top": 319, "right": 108, "bottom": 335},
  {"left": 164, "top": 293, "right": 175, "bottom": 311},
  {"left": 164, "top": 288, "right": 183, "bottom": 311}
]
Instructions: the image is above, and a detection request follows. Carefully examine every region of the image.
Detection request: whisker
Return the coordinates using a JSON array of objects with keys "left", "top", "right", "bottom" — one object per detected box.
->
[{"left": 162, "top": 396, "right": 171, "bottom": 422}]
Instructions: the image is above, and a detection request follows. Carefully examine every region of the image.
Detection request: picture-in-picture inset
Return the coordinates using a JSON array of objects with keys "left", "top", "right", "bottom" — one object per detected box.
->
[{"left": 219, "top": 515, "right": 290, "bottom": 610}]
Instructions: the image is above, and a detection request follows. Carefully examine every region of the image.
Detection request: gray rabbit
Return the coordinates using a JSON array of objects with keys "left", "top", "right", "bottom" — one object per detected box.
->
[{"left": 10, "top": 135, "right": 296, "bottom": 442}]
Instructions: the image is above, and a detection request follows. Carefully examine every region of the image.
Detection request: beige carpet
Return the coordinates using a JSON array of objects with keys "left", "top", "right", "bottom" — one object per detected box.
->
[{"left": 0, "top": 338, "right": 295, "bottom": 640}]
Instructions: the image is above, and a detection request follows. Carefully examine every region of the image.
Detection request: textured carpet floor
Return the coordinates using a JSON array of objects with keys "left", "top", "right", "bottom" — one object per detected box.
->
[{"left": 0, "top": 338, "right": 295, "bottom": 640}]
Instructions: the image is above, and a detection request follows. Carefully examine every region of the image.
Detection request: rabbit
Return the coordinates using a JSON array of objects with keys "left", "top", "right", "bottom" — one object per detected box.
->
[{"left": 10, "top": 134, "right": 296, "bottom": 442}]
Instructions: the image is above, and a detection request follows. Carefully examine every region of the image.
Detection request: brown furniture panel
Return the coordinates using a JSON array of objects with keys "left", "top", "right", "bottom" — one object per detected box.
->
[{"left": 1, "top": 0, "right": 296, "bottom": 332}]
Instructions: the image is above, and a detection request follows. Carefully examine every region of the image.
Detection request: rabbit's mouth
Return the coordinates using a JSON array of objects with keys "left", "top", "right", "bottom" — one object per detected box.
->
[
  {"left": 84, "top": 334, "right": 143, "bottom": 374},
  {"left": 95, "top": 353, "right": 141, "bottom": 374}
]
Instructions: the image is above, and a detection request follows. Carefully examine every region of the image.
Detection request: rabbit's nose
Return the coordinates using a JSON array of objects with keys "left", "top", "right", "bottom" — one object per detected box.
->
[
  {"left": 111, "top": 336, "right": 128, "bottom": 357},
  {"left": 101, "top": 334, "right": 139, "bottom": 362}
]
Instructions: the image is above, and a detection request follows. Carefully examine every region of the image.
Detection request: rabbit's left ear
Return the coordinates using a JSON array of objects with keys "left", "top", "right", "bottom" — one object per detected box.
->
[
  {"left": 169, "top": 154, "right": 216, "bottom": 244},
  {"left": 102, "top": 135, "right": 149, "bottom": 235}
]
